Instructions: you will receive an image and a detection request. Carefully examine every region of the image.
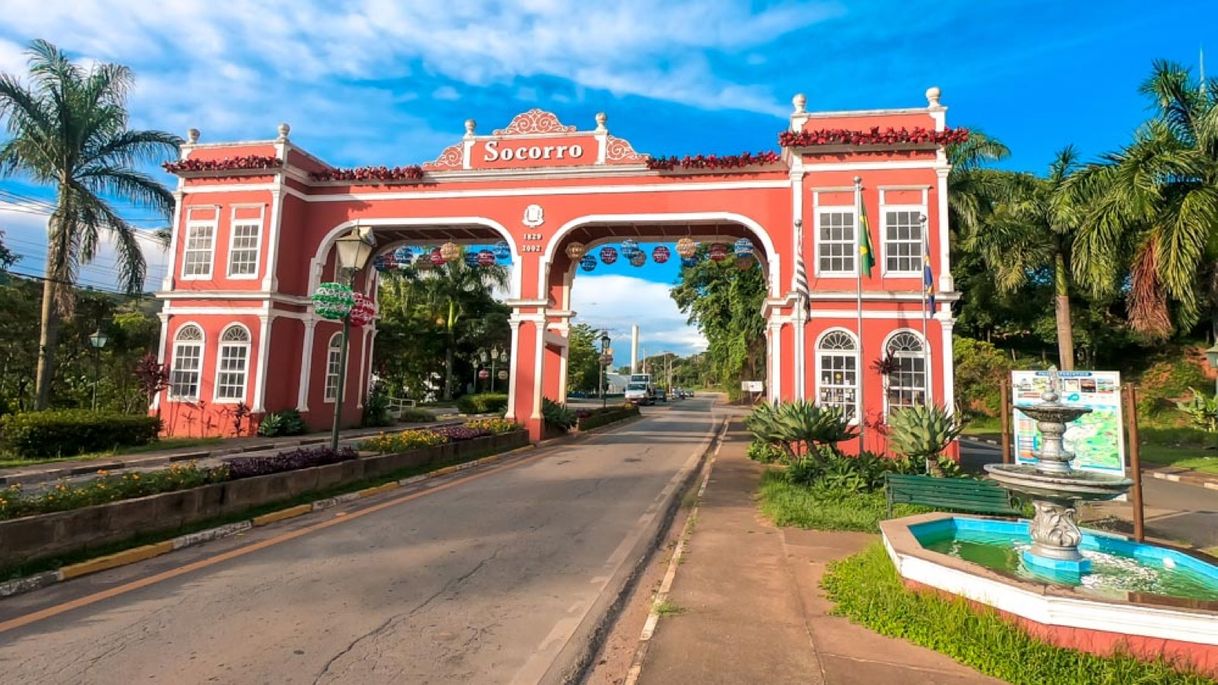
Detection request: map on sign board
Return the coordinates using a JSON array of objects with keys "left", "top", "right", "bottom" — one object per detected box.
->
[
  {"left": 741, "top": 380, "right": 764, "bottom": 393},
  {"left": 1010, "top": 370, "right": 1125, "bottom": 478}
]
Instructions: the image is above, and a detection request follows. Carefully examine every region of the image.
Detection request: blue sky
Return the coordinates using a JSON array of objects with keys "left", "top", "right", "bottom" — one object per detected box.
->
[{"left": 0, "top": 0, "right": 1214, "bottom": 356}]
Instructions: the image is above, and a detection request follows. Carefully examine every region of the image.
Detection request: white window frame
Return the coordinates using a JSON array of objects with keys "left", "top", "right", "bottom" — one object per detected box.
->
[
  {"left": 814, "top": 328, "right": 859, "bottom": 424},
  {"left": 883, "top": 329, "right": 929, "bottom": 416},
  {"left": 879, "top": 188, "right": 929, "bottom": 278},
  {"left": 324, "top": 332, "right": 343, "bottom": 403},
  {"left": 213, "top": 324, "right": 252, "bottom": 403},
  {"left": 180, "top": 219, "right": 218, "bottom": 280},
  {"left": 169, "top": 323, "right": 205, "bottom": 401},
  {"left": 813, "top": 205, "right": 858, "bottom": 278},
  {"left": 226, "top": 205, "right": 265, "bottom": 280}
]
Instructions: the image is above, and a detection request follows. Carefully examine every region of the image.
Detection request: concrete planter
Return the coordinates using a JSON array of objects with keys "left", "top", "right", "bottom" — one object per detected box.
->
[{"left": 0, "top": 430, "right": 528, "bottom": 569}]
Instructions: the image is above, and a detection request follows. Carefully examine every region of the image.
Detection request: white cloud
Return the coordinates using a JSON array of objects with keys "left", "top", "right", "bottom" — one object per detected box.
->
[
  {"left": 432, "top": 85, "right": 460, "bottom": 101},
  {"left": 569, "top": 274, "right": 706, "bottom": 358}
]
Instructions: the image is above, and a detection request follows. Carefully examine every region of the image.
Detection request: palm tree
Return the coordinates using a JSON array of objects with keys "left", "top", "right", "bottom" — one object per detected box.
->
[
  {"left": 414, "top": 254, "right": 509, "bottom": 399},
  {"left": 967, "top": 147, "right": 1084, "bottom": 369},
  {"left": 0, "top": 40, "right": 179, "bottom": 409},
  {"left": 1067, "top": 60, "right": 1218, "bottom": 340},
  {"left": 946, "top": 129, "right": 1011, "bottom": 238}
]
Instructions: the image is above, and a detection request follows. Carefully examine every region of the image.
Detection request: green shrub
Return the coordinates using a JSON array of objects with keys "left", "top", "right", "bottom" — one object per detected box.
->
[
  {"left": 456, "top": 393, "right": 509, "bottom": 415},
  {"left": 1136, "top": 355, "right": 1209, "bottom": 419},
  {"left": 0, "top": 410, "right": 160, "bottom": 459},
  {"left": 1175, "top": 388, "right": 1218, "bottom": 432},
  {"left": 746, "top": 440, "right": 785, "bottom": 464},
  {"left": 361, "top": 383, "right": 394, "bottom": 427},
  {"left": 396, "top": 407, "right": 436, "bottom": 423},
  {"left": 887, "top": 404, "right": 964, "bottom": 476},
  {"left": 746, "top": 401, "right": 857, "bottom": 461},
  {"left": 0, "top": 462, "right": 227, "bottom": 520},
  {"left": 542, "top": 398, "right": 576, "bottom": 432},
  {"left": 257, "top": 409, "right": 305, "bottom": 437},
  {"left": 952, "top": 336, "right": 1013, "bottom": 418},
  {"left": 759, "top": 469, "right": 925, "bottom": 532},
  {"left": 822, "top": 542, "right": 1212, "bottom": 685}
]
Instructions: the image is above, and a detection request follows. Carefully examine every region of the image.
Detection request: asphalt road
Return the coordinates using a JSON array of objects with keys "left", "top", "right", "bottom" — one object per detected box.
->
[{"left": 0, "top": 399, "right": 719, "bottom": 684}]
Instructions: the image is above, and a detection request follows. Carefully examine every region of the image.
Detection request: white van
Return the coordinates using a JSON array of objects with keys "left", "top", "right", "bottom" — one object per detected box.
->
[{"left": 625, "top": 380, "right": 654, "bottom": 406}]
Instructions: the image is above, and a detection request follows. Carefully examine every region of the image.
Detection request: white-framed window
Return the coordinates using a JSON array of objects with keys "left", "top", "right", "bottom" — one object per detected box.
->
[
  {"left": 214, "top": 325, "right": 251, "bottom": 401},
  {"left": 815, "top": 209, "right": 856, "bottom": 276},
  {"left": 324, "top": 333, "right": 343, "bottom": 402},
  {"left": 882, "top": 208, "right": 925, "bottom": 276},
  {"left": 885, "top": 331, "right": 928, "bottom": 413},
  {"left": 169, "top": 324, "right": 204, "bottom": 400},
  {"left": 181, "top": 221, "right": 217, "bottom": 279},
  {"left": 816, "top": 330, "right": 858, "bottom": 421},
  {"left": 226, "top": 220, "right": 262, "bottom": 278}
]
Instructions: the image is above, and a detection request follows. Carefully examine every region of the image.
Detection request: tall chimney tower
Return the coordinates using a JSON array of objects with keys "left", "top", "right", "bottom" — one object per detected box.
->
[{"left": 631, "top": 324, "right": 640, "bottom": 374}]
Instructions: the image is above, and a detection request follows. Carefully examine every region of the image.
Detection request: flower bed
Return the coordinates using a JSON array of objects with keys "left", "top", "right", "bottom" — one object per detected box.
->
[
  {"left": 0, "top": 463, "right": 227, "bottom": 521},
  {"left": 225, "top": 446, "right": 357, "bottom": 479}
]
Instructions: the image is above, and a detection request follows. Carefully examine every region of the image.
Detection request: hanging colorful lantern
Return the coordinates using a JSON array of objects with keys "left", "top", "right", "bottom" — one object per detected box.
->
[
  {"left": 709, "top": 243, "right": 728, "bottom": 262},
  {"left": 477, "top": 249, "right": 496, "bottom": 267},
  {"left": 580, "top": 254, "right": 597, "bottom": 272},
  {"left": 735, "top": 255, "right": 756, "bottom": 270},
  {"left": 620, "top": 239, "right": 639, "bottom": 256},
  {"left": 600, "top": 246, "right": 618, "bottom": 265},
  {"left": 311, "top": 282, "right": 355, "bottom": 321},
  {"left": 565, "top": 241, "right": 587, "bottom": 260},
  {"left": 680, "top": 256, "right": 699, "bottom": 268},
  {"left": 440, "top": 241, "right": 461, "bottom": 263},
  {"left": 652, "top": 245, "right": 671, "bottom": 264},
  {"left": 414, "top": 253, "right": 433, "bottom": 270},
  {"left": 373, "top": 254, "right": 390, "bottom": 272},
  {"left": 733, "top": 238, "right": 754, "bottom": 257},
  {"left": 676, "top": 237, "right": 697, "bottom": 259},
  {"left": 629, "top": 251, "right": 646, "bottom": 267},
  {"left": 429, "top": 247, "right": 445, "bottom": 266},
  {"left": 348, "top": 293, "right": 377, "bottom": 327},
  {"left": 493, "top": 241, "right": 511, "bottom": 260},
  {"left": 464, "top": 251, "right": 480, "bottom": 267},
  {"left": 394, "top": 245, "right": 414, "bottom": 265}
]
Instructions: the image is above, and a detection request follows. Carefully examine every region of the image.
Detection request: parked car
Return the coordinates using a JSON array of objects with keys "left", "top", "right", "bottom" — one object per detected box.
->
[{"left": 656, "top": 387, "right": 667, "bottom": 402}]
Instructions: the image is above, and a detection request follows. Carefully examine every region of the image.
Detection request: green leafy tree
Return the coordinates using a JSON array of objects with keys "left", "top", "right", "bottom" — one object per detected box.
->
[
  {"left": 0, "top": 40, "right": 179, "bottom": 409},
  {"left": 566, "top": 323, "right": 601, "bottom": 394},
  {"left": 1067, "top": 60, "right": 1218, "bottom": 341}
]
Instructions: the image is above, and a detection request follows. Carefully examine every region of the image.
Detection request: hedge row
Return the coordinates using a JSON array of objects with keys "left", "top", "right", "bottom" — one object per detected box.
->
[
  {"left": 575, "top": 404, "right": 640, "bottom": 431},
  {"left": 456, "top": 393, "right": 509, "bottom": 414},
  {"left": 0, "top": 410, "right": 160, "bottom": 459}
]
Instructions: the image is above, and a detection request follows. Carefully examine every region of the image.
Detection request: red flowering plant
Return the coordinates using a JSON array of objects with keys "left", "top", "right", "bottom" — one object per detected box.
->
[
  {"left": 162, "top": 155, "right": 282, "bottom": 174},
  {"left": 779, "top": 127, "right": 968, "bottom": 148},
  {"left": 310, "top": 165, "right": 425, "bottom": 183},
  {"left": 646, "top": 150, "right": 781, "bottom": 171}
]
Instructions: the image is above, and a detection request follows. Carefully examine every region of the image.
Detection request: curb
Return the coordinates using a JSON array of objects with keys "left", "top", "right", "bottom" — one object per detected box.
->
[
  {"left": 1147, "top": 469, "right": 1218, "bottom": 490},
  {"left": 0, "top": 442, "right": 537, "bottom": 601}
]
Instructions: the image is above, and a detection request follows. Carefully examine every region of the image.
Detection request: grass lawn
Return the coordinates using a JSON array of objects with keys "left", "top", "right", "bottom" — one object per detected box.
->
[
  {"left": 960, "top": 414, "right": 1001, "bottom": 438},
  {"left": 822, "top": 542, "right": 1213, "bottom": 685},
  {"left": 1138, "top": 444, "right": 1218, "bottom": 475},
  {"left": 757, "top": 469, "right": 927, "bottom": 533},
  {"left": 0, "top": 437, "right": 224, "bottom": 469}
]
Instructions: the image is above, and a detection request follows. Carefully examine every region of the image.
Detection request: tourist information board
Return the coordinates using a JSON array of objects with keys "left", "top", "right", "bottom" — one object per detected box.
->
[{"left": 1010, "top": 370, "right": 1126, "bottom": 479}]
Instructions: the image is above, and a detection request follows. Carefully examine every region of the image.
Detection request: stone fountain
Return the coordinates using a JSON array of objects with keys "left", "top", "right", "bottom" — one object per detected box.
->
[{"left": 985, "top": 372, "right": 1133, "bottom": 576}]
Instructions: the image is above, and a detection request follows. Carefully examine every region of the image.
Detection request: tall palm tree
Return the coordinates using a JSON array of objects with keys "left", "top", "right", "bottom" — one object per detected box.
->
[
  {"left": 946, "top": 129, "right": 1011, "bottom": 238},
  {"left": 0, "top": 40, "right": 179, "bottom": 408},
  {"left": 1067, "top": 60, "right": 1218, "bottom": 340},
  {"left": 967, "top": 147, "right": 1083, "bottom": 369}
]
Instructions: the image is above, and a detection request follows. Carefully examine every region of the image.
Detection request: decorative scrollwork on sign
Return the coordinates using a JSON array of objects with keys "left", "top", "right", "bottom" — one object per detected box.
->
[
  {"left": 493, "top": 109, "right": 576, "bottom": 136},
  {"left": 604, "top": 135, "right": 647, "bottom": 163},
  {"left": 422, "top": 143, "right": 463, "bottom": 171}
]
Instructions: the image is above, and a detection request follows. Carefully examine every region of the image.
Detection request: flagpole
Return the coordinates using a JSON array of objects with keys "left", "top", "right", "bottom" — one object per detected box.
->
[
  {"left": 921, "top": 215, "right": 932, "bottom": 405},
  {"left": 854, "top": 176, "right": 865, "bottom": 454}
]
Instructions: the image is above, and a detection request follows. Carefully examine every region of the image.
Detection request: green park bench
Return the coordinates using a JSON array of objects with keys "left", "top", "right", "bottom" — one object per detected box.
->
[{"left": 884, "top": 473, "right": 1021, "bottom": 518}]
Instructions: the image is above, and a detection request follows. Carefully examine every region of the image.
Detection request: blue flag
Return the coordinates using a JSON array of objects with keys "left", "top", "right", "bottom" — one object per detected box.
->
[{"left": 922, "top": 233, "right": 935, "bottom": 314}]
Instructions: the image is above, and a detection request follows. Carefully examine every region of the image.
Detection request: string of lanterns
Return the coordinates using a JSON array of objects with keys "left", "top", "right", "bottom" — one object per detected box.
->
[{"left": 372, "top": 240, "right": 514, "bottom": 273}]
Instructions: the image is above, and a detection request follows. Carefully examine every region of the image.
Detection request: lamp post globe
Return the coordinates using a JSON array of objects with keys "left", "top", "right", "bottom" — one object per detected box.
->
[{"left": 89, "top": 328, "right": 108, "bottom": 411}]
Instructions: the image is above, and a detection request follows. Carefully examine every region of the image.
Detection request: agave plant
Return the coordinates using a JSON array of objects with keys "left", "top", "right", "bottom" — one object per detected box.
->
[
  {"left": 774, "top": 400, "right": 858, "bottom": 461},
  {"left": 887, "top": 404, "right": 964, "bottom": 475},
  {"left": 745, "top": 401, "right": 785, "bottom": 444}
]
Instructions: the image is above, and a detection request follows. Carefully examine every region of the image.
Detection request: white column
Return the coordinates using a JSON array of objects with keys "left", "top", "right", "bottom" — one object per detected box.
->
[
  {"left": 260, "top": 188, "right": 284, "bottom": 291},
  {"left": 504, "top": 317, "right": 522, "bottom": 420},
  {"left": 631, "top": 324, "right": 640, "bottom": 374},
  {"left": 364, "top": 328, "right": 379, "bottom": 400},
  {"left": 770, "top": 320, "right": 783, "bottom": 400},
  {"left": 152, "top": 309, "right": 170, "bottom": 411},
  {"left": 355, "top": 328, "right": 367, "bottom": 409},
  {"left": 941, "top": 317, "right": 956, "bottom": 415},
  {"left": 532, "top": 320, "right": 546, "bottom": 419},
  {"left": 296, "top": 317, "right": 317, "bottom": 411},
  {"left": 252, "top": 309, "right": 272, "bottom": 412},
  {"left": 161, "top": 190, "right": 184, "bottom": 291},
  {"left": 558, "top": 334, "right": 570, "bottom": 403},
  {"left": 936, "top": 167, "right": 953, "bottom": 292}
]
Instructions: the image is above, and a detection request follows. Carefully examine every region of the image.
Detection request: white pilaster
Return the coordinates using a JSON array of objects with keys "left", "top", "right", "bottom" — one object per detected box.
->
[
  {"left": 261, "top": 187, "right": 284, "bottom": 291},
  {"left": 941, "top": 317, "right": 956, "bottom": 415},
  {"left": 936, "top": 167, "right": 953, "bottom": 292},
  {"left": 462, "top": 119, "right": 476, "bottom": 170},
  {"left": 504, "top": 317, "right": 522, "bottom": 420},
  {"left": 532, "top": 319, "right": 545, "bottom": 420},
  {"left": 769, "top": 320, "right": 783, "bottom": 401},
  {"left": 252, "top": 309, "right": 272, "bottom": 412},
  {"left": 152, "top": 309, "right": 170, "bottom": 411},
  {"left": 161, "top": 190, "right": 184, "bottom": 291},
  {"left": 296, "top": 316, "right": 317, "bottom": 411}
]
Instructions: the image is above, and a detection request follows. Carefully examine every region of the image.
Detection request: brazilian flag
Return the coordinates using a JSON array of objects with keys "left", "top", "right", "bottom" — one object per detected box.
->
[{"left": 858, "top": 198, "right": 875, "bottom": 277}]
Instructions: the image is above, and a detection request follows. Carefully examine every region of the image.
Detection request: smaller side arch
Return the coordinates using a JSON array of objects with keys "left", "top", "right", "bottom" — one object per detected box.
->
[
  {"left": 168, "top": 321, "right": 207, "bottom": 401},
  {"left": 880, "top": 327, "right": 931, "bottom": 415},
  {"left": 813, "top": 326, "right": 860, "bottom": 423}
]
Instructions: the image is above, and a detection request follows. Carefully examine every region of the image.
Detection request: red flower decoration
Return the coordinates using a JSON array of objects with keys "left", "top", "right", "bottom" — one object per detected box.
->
[
  {"left": 646, "top": 150, "right": 781, "bottom": 171},
  {"left": 163, "top": 155, "right": 281, "bottom": 174},
  {"left": 349, "top": 293, "right": 377, "bottom": 327},
  {"left": 779, "top": 126, "right": 969, "bottom": 148},
  {"left": 310, "top": 165, "right": 425, "bottom": 183}
]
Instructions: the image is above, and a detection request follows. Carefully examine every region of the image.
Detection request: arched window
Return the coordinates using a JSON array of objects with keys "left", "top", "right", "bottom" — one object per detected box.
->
[
  {"left": 215, "top": 325, "right": 251, "bottom": 401},
  {"left": 816, "top": 330, "right": 858, "bottom": 420},
  {"left": 886, "top": 331, "right": 927, "bottom": 413},
  {"left": 169, "top": 324, "right": 204, "bottom": 400},
  {"left": 324, "top": 333, "right": 343, "bottom": 402}
]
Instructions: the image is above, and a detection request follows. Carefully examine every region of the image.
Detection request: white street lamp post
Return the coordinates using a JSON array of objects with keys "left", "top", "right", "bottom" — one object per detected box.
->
[
  {"left": 330, "top": 228, "right": 376, "bottom": 450},
  {"left": 89, "top": 328, "right": 108, "bottom": 411}
]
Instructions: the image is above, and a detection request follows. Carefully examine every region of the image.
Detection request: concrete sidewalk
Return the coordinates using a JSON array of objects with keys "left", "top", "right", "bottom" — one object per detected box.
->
[{"left": 638, "top": 431, "right": 1002, "bottom": 685}]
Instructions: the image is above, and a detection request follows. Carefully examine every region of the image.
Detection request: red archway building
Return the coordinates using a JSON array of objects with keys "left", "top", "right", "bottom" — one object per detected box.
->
[{"left": 155, "top": 89, "right": 961, "bottom": 444}]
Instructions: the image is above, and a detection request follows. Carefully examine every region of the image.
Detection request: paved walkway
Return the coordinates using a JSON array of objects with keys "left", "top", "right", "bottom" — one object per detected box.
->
[{"left": 639, "top": 430, "right": 1003, "bottom": 685}]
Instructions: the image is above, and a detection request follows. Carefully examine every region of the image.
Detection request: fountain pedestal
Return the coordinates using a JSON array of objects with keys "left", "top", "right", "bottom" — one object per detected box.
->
[{"left": 985, "top": 382, "right": 1132, "bottom": 578}]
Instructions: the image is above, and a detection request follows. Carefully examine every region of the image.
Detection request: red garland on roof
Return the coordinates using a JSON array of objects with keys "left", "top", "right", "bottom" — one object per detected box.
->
[
  {"left": 162, "top": 155, "right": 282, "bottom": 174},
  {"left": 310, "top": 165, "right": 425, "bottom": 182},
  {"left": 779, "top": 127, "right": 969, "bottom": 147},
  {"left": 646, "top": 150, "right": 781, "bottom": 171}
]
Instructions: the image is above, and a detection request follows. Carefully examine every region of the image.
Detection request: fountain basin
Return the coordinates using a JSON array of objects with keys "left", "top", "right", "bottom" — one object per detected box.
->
[
  {"left": 984, "top": 464, "right": 1134, "bottom": 501},
  {"left": 881, "top": 513, "right": 1218, "bottom": 677}
]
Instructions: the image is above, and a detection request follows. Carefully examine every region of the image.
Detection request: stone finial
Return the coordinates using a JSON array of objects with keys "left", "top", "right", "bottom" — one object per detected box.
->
[
  {"left": 186, "top": 128, "right": 200, "bottom": 144},
  {"left": 792, "top": 93, "right": 807, "bottom": 114},
  {"left": 925, "top": 86, "right": 942, "bottom": 108},
  {"left": 277, "top": 122, "right": 291, "bottom": 142},
  {"left": 594, "top": 112, "right": 608, "bottom": 133},
  {"left": 464, "top": 118, "right": 477, "bottom": 137}
]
